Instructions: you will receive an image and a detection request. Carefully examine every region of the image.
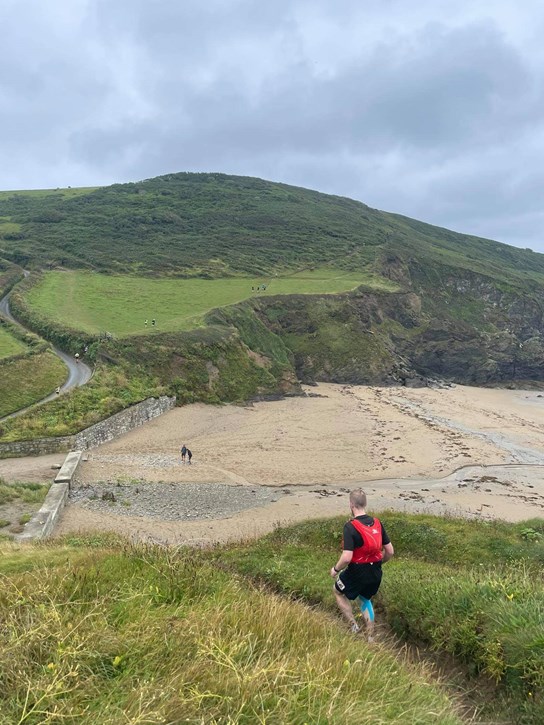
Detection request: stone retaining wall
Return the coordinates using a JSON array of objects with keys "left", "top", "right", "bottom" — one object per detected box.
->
[
  {"left": 74, "top": 395, "right": 176, "bottom": 449},
  {"left": 0, "top": 395, "right": 176, "bottom": 459},
  {"left": 0, "top": 435, "right": 74, "bottom": 458}
]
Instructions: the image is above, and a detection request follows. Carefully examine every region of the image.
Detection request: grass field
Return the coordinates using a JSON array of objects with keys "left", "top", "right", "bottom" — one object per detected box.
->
[
  {"left": 0, "top": 352, "right": 66, "bottom": 418},
  {"left": 24, "top": 269, "right": 397, "bottom": 337},
  {"left": 0, "top": 186, "right": 98, "bottom": 200},
  {"left": 0, "top": 536, "right": 464, "bottom": 724},
  {"left": 0, "top": 325, "right": 27, "bottom": 360}
]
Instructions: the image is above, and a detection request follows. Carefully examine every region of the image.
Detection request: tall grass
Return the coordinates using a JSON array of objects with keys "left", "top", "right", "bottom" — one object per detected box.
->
[
  {"left": 0, "top": 541, "right": 463, "bottom": 724},
  {"left": 0, "top": 480, "right": 50, "bottom": 536},
  {"left": 0, "top": 480, "right": 50, "bottom": 506},
  {"left": 218, "top": 514, "right": 544, "bottom": 724}
]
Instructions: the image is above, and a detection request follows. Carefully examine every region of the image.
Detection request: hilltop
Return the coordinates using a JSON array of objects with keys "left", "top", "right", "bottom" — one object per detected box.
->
[{"left": 1, "top": 172, "right": 543, "bottom": 286}]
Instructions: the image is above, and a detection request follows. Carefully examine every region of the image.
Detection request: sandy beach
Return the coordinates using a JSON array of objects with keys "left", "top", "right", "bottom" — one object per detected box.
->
[{"left": 2, "top": 384, "right": 543, "bottom": 544}]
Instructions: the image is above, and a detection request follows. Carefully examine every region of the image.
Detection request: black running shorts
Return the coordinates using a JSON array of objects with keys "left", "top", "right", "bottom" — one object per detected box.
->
[{"left": 335, "top": 563, "right": 382, "bottom": 600}]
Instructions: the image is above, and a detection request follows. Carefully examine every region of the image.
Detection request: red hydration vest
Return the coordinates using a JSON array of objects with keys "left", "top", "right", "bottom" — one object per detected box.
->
[{"left": 348, "top": 518, "right": 383, "bottom": 564}]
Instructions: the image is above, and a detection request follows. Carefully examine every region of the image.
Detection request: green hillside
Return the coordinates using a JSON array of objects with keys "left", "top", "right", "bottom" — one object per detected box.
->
[
  {"left": 1, "top": 513, "right": 542, "bottom": 723},
  {"left": 0, "top": 257, "right": 23, "bottom": 297},
  {"left": 0, "top": 324, "right": 27, "bottom": 359},
  {"left": 1, "top": 172, "right": 543, "bottom": 287}
]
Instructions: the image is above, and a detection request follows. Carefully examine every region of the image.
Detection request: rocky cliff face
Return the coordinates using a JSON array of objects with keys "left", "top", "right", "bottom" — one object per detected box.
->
[{"left": 252, "top": 269, "right": 544, "bottom": 387}]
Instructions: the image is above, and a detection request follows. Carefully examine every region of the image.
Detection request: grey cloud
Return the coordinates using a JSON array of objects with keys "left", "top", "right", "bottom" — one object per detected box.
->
[
  {"left": 72, "top": 20, "right": 532, "bottom": 162},
  {"left": 1, "top": 0, "right": 544, "bottom": 251}
]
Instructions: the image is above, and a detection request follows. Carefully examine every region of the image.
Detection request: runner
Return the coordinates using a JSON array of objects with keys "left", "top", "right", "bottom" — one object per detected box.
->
[
  {"left": 330, "top": 489, "right": 394, "bottom": 640},
  {"left": 187, "top": 448, "right": 192, "bottom": 464},
  {"left": 180, "top": 444, "right": 187, "bottom": 463},
  {"left": 75, "top": 352, "right": 80, "bottom": 364}
]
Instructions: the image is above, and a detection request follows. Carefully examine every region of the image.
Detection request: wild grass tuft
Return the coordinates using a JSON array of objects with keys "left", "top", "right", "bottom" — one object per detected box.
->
[
  {"left": 0, "top": 480, "right": 50, "bottom": 506},
  {"left": 219, "top": 513, "right": 544, "bottom": 724},
  {"left": 0, "top": 540, "right": 463, "bottom": 724}
]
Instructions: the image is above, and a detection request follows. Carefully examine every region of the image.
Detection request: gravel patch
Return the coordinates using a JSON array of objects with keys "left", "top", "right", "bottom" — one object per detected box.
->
[
  {"left": 85, "top": 453, "right": 180, "bottom": 469},
  {"left": 69, "top": 480, "right": 282, "bottom": 521}
]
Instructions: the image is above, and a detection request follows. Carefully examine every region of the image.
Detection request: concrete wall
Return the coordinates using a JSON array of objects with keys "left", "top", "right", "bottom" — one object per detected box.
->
[
  {"left": 0, "top": 395, "right": 176, "bottom": 459},
  {"left": 16, "top": 451, "right": 83, "bottom": 542}
]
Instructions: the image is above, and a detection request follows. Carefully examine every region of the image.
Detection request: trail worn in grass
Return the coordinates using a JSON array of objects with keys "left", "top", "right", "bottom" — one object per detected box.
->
[
  {"left": 23, "top": 268, "right": 396, "bottom": 336},
  {"left": 0, "top": 538, "right": 463, "bottom": 724},
  {"left": 217, "top": 513, "right": 544, "bottom": 725},
  {"left": 0, "top": 351, "right": 67, "bottom": 418}
]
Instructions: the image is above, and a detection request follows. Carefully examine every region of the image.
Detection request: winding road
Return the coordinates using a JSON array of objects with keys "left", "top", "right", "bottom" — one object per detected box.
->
[{"left": 0, "top": 278, "right": 92, "bottom": 421}]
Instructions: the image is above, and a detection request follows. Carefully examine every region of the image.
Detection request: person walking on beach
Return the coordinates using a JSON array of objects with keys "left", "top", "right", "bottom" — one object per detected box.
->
[
  {"left": 181, "top": 444, "right": 187, "bottom": 463},
  {"left": 330, "top": 489, "right": 394, "bottom": 640},
  {"left": 187, "top": 448, "right": 192, "bottom": 464}
]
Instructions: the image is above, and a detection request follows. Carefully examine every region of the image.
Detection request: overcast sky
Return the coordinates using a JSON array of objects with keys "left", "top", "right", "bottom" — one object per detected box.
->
[{"left": 2, "top": 1, "right": 544, "bottom": 252}]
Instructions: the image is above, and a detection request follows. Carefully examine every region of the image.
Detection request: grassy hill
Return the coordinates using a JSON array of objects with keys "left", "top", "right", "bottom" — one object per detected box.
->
[
  {"left": 0, "top": 257, "right": 23, "bottom": 298},
  {"left": 0, "top": 318, "right": 66, "bottom": 421},
  {"left": 1, "top": 513, "right": 542, "bottom": 723},
  {"left": 1, "top": 172, "right": 543, "bottom": 287},
  {"left": 0, "top": 323, "right": 27, "bottom": 359}
]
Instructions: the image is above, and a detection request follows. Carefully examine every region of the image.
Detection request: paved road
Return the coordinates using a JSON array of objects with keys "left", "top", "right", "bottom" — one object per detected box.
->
[{"left": 0, "top": 283, "right": 92, "bottom": 421}]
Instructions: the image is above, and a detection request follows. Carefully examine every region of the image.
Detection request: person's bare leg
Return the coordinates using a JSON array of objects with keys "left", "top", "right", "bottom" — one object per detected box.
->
[{"left": 333, "top": 587, "right": 358, "bottom": 628}]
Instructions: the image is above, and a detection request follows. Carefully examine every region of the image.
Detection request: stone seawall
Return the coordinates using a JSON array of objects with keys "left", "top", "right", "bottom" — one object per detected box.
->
[
  {"left": 0, "top": 436, "right": 74, "bottom": 458},
  {"left": 0, "top": 395, "right": 176, "bottom": 459},
  {"left": 73, "top": 395, "right": 176, "bottom": 449}
]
